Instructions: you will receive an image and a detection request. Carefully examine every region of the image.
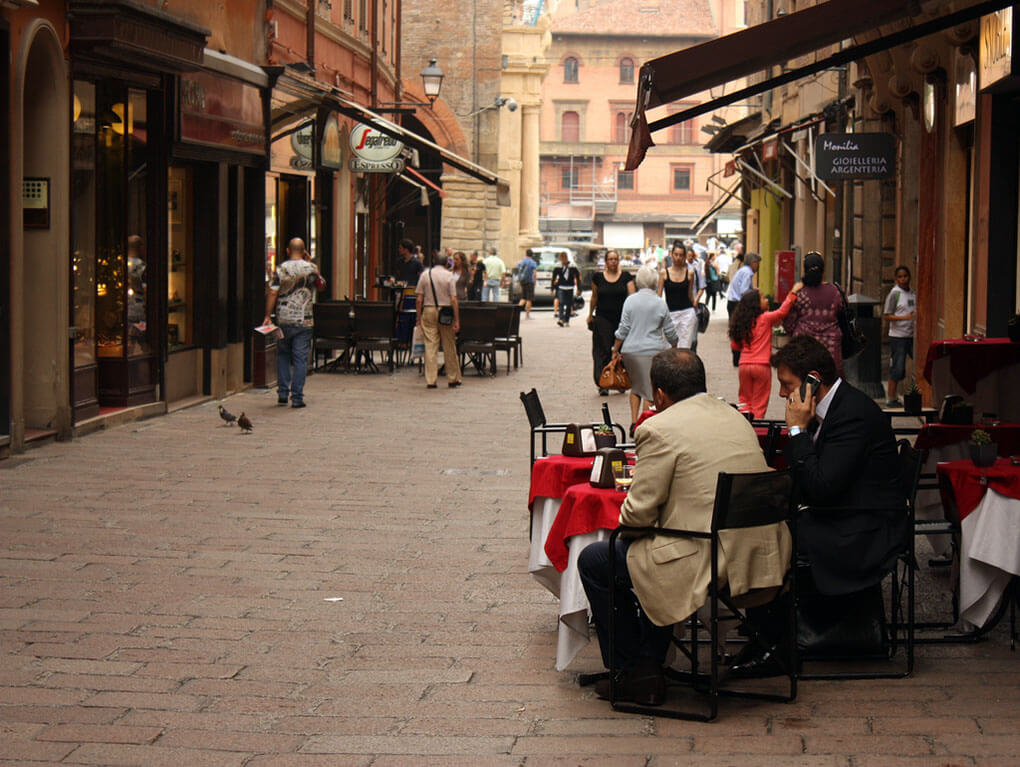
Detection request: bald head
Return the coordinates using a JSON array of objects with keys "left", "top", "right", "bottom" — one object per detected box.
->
[{"left": 287, "top": 238, "right": 307, "bottom": 260}]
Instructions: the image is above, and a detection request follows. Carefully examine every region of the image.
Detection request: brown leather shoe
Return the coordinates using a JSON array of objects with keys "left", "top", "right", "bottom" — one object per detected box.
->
[{"left": 594, "top": 661, "right": 665, "bottom": 706}]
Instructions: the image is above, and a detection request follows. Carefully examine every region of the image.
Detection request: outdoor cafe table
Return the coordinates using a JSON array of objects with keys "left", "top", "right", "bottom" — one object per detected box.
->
[
  {"left": 913, "top": 423, "right": 1020, "bottom": 544},
  {"left": 937, "top": 458, "right": 1020, "bottom": 630},
  {"left": 528, "top": 455, "right": 595, "bottom": 597},
  {"left": 543, "top": 482, "right": 626, "bottom": 670},
  {"left": 527, "top": 456, "right": 626, "bottom": 670},
  {"left": 923, "top": 338, "right": 1020, "bottom": 422}
]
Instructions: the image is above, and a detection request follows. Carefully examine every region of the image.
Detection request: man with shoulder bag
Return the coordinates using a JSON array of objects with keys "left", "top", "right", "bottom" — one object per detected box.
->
[{"left": 415, "top": 251, "right": 462, "bottom": 389}]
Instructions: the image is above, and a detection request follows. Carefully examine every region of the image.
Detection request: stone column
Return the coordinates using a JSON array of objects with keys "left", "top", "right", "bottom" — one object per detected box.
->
[{"left": 519, "top": 104, "right": 541, "bottom": 241}]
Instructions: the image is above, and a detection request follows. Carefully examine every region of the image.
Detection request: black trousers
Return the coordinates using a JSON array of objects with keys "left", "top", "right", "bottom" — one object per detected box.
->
[
  {"left": 591, "top": 314, "right": 616, "bottom": 388},
  {"left": 578, "top": 539, "right": 673, "bottom": 671},
  {"left": 727, "top": 299, "right": 740, "bottom": 366}
]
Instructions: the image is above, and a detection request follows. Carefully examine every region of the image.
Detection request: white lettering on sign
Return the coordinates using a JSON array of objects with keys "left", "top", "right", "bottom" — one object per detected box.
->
[
  {"left": 822, "top": 139, "right": 860, "bottom": 152},
  {"left": 349, "top": 123, "right": 403, "bottom": 162}
]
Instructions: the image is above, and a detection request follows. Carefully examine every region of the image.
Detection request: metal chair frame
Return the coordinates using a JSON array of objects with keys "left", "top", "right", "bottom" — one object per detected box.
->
[{"left": 603, "top": 470, "right": 798, "bottom": 721}]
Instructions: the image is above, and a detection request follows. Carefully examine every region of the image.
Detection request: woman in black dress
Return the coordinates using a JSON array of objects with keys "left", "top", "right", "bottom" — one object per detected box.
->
[{"left": 587, "top": 250, "right": 636, "bottom": 395}]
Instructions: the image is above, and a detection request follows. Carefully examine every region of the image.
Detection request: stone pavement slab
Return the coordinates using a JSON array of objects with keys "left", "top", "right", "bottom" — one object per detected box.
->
[{"left": 0, "top": 301, "right": 1017, "bottom": 765}]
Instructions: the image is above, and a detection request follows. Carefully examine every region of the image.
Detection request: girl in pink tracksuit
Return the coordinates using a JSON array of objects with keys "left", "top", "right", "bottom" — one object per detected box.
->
[{"left": 729, "top": 282, "right": 804, "bottom": 418}]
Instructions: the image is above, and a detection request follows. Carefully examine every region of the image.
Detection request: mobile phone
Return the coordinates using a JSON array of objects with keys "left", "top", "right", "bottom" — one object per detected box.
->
[{"left": 800, "top": 373, "right": 821, "bottom": 400}]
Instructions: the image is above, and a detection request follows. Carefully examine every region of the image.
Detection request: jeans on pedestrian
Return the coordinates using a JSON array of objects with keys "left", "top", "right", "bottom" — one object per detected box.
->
[
  {"left": 482, "top": 279, "right": 501, "bottom": 302},
  {"left": 277, "top": 325, "right": 313, "bottom": 404},
  {"left": 556, "top": 287, "right": 574, "bottom": 323},
  {"left": 578, "top": 539, "right": 673, "bottom": 671},
  {"left": 889, "top": 336, "right": 913, "bottom": 381}
]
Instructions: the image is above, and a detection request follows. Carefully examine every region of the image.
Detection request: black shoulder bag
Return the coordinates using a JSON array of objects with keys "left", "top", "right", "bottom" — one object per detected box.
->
[
  {"left": 835, "top": 282, "right": 866, "bottom": 360},
  {"left": 429, "top": 269, "right": 455, "bottom": 326}
]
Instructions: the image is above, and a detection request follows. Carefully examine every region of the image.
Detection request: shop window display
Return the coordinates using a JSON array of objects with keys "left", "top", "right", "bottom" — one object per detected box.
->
[
  {"left": 168, "top": 165, "right": 193, "bottom": 349},
  {"left": 71, "top": 81, "right": 97, "bottom": 368}
]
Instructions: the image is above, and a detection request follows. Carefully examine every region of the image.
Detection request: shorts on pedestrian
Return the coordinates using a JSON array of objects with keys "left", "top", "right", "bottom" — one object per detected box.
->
[
  {"left": 521, "top": 281, "right": 535, "bottom": 301},
  {"left": 889, "top": 336, "right": 913, "bottom": 381}
]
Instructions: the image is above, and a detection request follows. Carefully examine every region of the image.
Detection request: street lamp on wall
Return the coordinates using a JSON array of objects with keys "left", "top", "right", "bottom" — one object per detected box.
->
[{"left": 421, "top": 59, "right": 445, "bottom": 107}]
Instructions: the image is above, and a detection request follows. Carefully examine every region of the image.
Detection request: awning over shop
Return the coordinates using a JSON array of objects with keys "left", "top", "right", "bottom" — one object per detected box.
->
[
  {"left": 626, "top": 0, "right": 1014, "bottom": 170},
  {"left": 692, "top": 178, "right": 743, "bottom": 236}
]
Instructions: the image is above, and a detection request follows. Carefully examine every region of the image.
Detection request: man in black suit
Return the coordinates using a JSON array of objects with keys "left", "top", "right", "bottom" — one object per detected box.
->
[
  {"left": 730, "top": 335, "right": 906, "bottom": 676},
  {"left": 774, "top": 335, "right": 907, "bottom": 595}
]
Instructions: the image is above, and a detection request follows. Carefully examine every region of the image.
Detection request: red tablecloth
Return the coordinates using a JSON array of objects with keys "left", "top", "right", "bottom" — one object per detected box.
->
[
  {"left": 937, "top": 458, "right": 1020, "bottom": 520},
  {"left": 528, "top": 455, "right": 594, "bottom": 510},
  {"left": 922, "top": 338, "right": 1020, "bottom": 393},
  {"left": 914, "top": 423, "right": 1020, "bottom": 455},
  {"left": 544, "top": 483, "right": 626, "bottom": 572}
]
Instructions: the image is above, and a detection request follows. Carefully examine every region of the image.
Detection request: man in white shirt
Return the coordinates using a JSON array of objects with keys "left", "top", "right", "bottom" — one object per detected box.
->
[
  {"left": 481, "top": 250, "right": 506, "bottom": 302},
  {"left": 882, "top": 265, "right": 916, "bottom": 407},
  {"left": 415, "top": 252, "right": 462, "bottom": 389}
]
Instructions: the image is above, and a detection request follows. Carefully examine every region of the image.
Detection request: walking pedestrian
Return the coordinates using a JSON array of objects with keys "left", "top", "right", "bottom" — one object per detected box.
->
[
  {"left": 613, "top": 266, "right": 679, "bottom": 435},
  {"left": 729, "top": 283, "right": 803, "bottom": 418},
  {"left": 551, "top": 251, "right": 580, "bottom": 327},
  {"left": 264, "top": 237, "right": 323, "bottom": 408},
  {"left": 883, "top": 265, "right": 915, "bottom": 406},
  {"left": 415, "top": 251, "right": 462, "bottom": 389},
  {"left": 587, "top": 250, "right": 635, "bottom": 395},
  {"left": 705, "top": 253, "right": 721, "bottom": 311},
  {"left": 517, "top": 249, "right": 538, "bottom": 319},
  {"left": 657, "top": 242, "right": 697, "bottom": 349},
  {"left": 782, "top": 251, "right": 845, "bottom": 375},
  {"left": 467, "top": 251, "right": 485, "bottom": 301},
  {"left": 482, "top": 249, "right": 506, "bottom": 302},
  {"left": 452, "top": 251, "right": 470, "bottom": 301}
]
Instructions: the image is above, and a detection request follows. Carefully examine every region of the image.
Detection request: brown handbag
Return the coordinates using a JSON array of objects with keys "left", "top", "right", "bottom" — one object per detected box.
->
[{"left": 598, "top": 357, "right": 631, "bottom": 391}]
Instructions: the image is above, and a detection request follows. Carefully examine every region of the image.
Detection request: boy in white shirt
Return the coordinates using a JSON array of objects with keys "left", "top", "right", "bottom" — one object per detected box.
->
[{"left": 883, "top": 265, "right": 916, "bottom": 406}]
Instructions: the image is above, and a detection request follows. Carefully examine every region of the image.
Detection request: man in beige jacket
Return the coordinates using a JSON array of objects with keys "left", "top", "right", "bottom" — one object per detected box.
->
[{"left": 579, "top": 348, "right": 792, "bottom": 705}]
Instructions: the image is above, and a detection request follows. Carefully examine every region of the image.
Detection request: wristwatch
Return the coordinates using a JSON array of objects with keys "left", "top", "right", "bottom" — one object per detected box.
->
[{"left": 788, "top": 426, "right": 804, "bottom": 437}]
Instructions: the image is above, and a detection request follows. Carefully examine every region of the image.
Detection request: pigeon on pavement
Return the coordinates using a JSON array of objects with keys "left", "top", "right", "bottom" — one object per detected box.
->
[
  {"left": 218, "top": 405, "right": 237, "bottom": 426},
  {"left": 237, "top": 412, "right": 253, "bottom": 433}
]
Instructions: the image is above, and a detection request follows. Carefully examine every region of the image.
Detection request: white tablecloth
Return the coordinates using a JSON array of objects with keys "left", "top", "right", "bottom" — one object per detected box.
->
[
  {"left": 960, "top": 488, "right": 1020, "bottom": 630},
  {"left": 529, "top": 498, "right": 609, "bottom": 671}
]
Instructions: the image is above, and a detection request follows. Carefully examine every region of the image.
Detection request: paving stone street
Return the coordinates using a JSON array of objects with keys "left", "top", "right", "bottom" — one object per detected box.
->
[{"left": 1, "top": 301, "right": 1018, "bottom": 766}]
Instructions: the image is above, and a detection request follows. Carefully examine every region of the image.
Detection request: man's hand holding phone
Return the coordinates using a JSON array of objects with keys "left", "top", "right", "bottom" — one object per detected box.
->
[{"left": 786, "top": 373, "right": 820, "bottom": 430}]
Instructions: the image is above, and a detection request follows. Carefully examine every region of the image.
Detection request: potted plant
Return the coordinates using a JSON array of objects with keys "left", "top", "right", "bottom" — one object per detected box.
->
[
  {"left": 594, "top": 423, "right": 617, "bottom": 449},
  {"left": 903, "top": 379, "right": 923, "bottom": 415},
  {"left": 969, "top": 428, "right": 998, "bottom": 467},
  {"left": 773, "top": 326, "right": 789, "bottom": 349}
]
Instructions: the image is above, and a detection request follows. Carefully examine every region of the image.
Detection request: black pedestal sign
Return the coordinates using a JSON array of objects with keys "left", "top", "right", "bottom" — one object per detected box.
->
[{"left": 814, "top": 133, "right": 897, "bottom": 180}]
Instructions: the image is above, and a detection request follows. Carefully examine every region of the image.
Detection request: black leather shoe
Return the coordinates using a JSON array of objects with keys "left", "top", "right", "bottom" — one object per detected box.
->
[
  {"left": 594, "top": 662, "right": 665, "bottom": 706},
  {"left": 426, "top": 384, "right": 438, "bottom": 389},
  {"left": 727, "top": 643, "right": 789, "bottom": 679}
]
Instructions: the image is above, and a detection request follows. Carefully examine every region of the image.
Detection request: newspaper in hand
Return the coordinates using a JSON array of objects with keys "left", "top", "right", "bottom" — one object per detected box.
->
[{"left": 254, "top": 323, "right": 284, "bottom": 339}]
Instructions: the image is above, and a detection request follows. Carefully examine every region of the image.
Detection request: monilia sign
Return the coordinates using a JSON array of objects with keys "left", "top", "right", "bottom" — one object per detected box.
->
[{"left": 813, "top": 133, "right": 896, "bottom": 181}]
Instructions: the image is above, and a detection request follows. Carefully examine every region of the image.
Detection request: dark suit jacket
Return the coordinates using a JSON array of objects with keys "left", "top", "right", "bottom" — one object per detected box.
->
[{"left": 785, "top": 381, "right": 907, "bottom": 595}]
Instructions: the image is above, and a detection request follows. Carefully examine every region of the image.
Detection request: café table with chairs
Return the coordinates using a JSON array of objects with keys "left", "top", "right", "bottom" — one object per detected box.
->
[
  {"left": 923, "top": 337, "right": 1020, "bottom": 422},
  {"left": 937, "top": 457, "right": 1020, "bottom": 637}
]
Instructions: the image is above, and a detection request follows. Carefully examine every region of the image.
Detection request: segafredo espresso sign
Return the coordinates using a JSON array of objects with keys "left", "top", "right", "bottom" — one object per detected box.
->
[
  {"left": 813, "top": 133, "right": 896, "bottom": 180},
  {"left": 349, "top": 123, "right": 405, "bottom": 173}
]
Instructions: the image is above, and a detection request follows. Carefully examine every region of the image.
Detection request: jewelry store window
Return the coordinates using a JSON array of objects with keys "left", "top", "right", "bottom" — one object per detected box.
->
[{"left": 168, "top": 165, "right": 193, "bottom": 350}]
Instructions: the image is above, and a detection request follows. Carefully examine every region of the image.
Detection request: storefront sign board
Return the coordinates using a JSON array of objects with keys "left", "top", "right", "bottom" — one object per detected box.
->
[
  {"left": 980, "top": 8, "right": 1016, "bottom": 91},
  {"left": 180, "top": 71, "right": 264, "bottom": 154},
  {"left": 813, "top": 133, "right": 896, "bottom": 180}
]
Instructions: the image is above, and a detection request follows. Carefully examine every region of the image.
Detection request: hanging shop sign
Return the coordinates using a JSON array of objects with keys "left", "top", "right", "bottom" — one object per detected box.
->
[
  {"left": 320, "top": 114, "right": 343, "bottom": 170},
  {"left": 349, "top": 122, "right": 405, "bottom": 173},
  {"left": 290, "top": 124, "right": 314, "bottom": 170},
  {"left": 179, "top": 72, "right": 264, "bottom": 154},
  {"left": 813, "top": 133, "right": 896, "bottom": 180},
  {"left": 980, "top": 8, "right": 1016, "bottom": 92},
  {"left": 954, "top": 49, "right": 977, "bottom": 127}
]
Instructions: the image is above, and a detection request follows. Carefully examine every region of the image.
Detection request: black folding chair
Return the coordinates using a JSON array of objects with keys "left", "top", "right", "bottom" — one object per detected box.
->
[
  {"left": 493, "top": 304, "right": 522, "bottom": 373},
  {"left": 797, "top": 439, "right": 920, "bottom": 680},
  {"left": 603, "top": 470, "right": 797, "bottom": 722},
  {"left": 352, "top": 302, "right": 396, "bottom": 373},
  {"left": 458, "top": 305, "right": 498, "bottom": 376},
  {"left": 312, "top": 301, "right": 356, "bottom": 372}
]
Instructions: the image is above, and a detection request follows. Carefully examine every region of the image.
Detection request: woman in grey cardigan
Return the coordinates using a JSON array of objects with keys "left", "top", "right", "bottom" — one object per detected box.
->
[{"left": 612, "top": 266, "right": 679, "bottom": 434}]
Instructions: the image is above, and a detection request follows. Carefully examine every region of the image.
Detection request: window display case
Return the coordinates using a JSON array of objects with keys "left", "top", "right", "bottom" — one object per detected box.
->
[{"left": 168, "top": 165, "right": 193, "bottom": 350}]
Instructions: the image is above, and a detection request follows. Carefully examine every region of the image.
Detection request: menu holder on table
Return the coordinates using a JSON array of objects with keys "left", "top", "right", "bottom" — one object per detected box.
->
[{"left": 589, "top": 447, "right": 627, "bottom": 488}]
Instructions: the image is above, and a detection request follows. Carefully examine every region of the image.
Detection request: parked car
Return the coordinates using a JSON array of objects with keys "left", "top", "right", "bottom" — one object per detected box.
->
[{"left": 508, "top": 247, "right": 573, "bottom": 306}]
